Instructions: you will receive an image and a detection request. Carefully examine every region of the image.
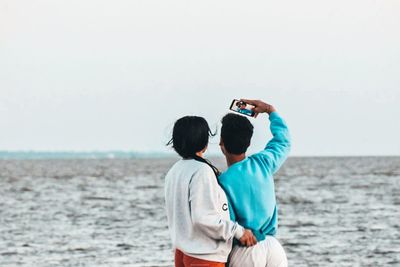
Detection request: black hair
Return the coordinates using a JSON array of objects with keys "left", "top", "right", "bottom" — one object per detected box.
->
[
  {"left": 167, "top": 116, "right": 215, "bottom": 159},
  {"left": 167, "top": 116, "right": 221, "bottom": 178},
  {"left": 221, "top": 113, "right": 254, "bottom": 154}
]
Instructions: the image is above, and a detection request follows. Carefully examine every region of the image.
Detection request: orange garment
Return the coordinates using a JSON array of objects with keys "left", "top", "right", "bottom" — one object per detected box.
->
[{"left": 175, "top": 249, "right": 225, "bottom": 267}]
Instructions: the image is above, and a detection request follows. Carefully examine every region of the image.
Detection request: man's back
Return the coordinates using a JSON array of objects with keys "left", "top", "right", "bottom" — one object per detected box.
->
[{"left": 218, "top": 112, "right": 291, "bottom": 241}]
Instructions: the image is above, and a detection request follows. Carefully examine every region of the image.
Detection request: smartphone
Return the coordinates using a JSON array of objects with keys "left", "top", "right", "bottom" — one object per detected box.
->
[{"left": 229, "top": 99, "right": 256, "bottom": 117}]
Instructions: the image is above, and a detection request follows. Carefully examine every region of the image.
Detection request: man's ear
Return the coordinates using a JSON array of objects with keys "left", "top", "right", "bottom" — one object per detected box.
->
[{"left": 219, "top": 138, "right": 226, "bottom": 155}]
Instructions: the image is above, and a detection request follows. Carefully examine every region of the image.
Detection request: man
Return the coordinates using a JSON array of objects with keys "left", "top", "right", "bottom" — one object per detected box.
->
[{"left": 218, "top": 99, "right": 291, "bottom": 267}]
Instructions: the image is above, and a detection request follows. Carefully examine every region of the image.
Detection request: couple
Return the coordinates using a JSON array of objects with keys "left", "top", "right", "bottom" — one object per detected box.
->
[{"left": 164, "top": 99, "right": 291, "bottom": 267}]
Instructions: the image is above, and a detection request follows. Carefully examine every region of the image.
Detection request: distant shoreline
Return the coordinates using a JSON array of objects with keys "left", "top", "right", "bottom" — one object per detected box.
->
[
  {"left": 0, "top": 151, "right": 175, "bottom": 160},
  {"left": 0, "top": 151, "right": 398, "bottom": 160}
]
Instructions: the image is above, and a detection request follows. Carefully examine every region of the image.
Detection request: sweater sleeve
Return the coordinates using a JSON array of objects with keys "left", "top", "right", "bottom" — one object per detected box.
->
[
  {"left": 189, "top": 166, "right": 244, "bottom": 241},
  {"left": 254, "top": 112, "right": 291, "bottom": 174}
]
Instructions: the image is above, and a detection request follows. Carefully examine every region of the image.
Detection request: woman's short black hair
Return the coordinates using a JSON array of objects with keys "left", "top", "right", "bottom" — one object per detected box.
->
[
  {"left": 167, "top": 116, "right": 215, "bottom": 159},
  {"left": 221, "top": 113, "right": 254, "bottom": 154}
]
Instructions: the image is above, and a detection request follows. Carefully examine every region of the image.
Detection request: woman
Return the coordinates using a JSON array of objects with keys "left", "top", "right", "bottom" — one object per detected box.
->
[{"left": 164, "top": 116, "right": 256, "bottom": 267}]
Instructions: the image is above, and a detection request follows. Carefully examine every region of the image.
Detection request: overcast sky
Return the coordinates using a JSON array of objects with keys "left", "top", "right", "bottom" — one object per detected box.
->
[{"left": 1, "top": 0, "right": 399, "bottom": 156}]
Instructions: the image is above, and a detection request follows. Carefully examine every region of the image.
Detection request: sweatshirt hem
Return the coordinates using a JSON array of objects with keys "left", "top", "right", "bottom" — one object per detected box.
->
[{"left": 184, "top": 252, "right": 228, "bottom": 263}]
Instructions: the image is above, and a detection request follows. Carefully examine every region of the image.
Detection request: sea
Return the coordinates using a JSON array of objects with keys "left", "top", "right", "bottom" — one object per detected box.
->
[{"left": 1, "top": 156, "right": 399, "bottom": 267}]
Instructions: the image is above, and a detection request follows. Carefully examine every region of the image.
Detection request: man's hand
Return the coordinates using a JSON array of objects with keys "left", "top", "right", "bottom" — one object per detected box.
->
[
  {"left": 239, "top": 229, "right": 257, "bottom": 247},
  {"left": 240, "top": 99, "right": 276, "bottom": 117}
]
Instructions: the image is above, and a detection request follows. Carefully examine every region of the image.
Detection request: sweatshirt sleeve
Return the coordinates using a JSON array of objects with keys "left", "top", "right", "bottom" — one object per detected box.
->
[
  {"left": 189, "top": 166, "right": 244, "bottom": 241},
  {"left": 254, "top": 112, "right": 291, "bottom": 174}
]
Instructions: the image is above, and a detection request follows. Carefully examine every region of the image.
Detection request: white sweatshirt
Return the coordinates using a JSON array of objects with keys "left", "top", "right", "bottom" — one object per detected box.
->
[{"left": 164, "top": 159, "right": 244, "bottom": 262}]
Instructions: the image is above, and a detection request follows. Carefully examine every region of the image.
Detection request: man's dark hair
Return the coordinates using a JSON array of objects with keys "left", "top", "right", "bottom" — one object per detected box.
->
[
  {"left": 221, "top": 113, "right": 254, "bottom": 154},
  {"left": 167, "top": 116, "right": 215, "bottom": 159}
]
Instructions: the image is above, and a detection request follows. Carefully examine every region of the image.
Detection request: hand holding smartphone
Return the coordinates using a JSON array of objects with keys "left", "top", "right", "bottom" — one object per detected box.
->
[{"left": 229, "top": 99, "right": 256, "bottom": 117}]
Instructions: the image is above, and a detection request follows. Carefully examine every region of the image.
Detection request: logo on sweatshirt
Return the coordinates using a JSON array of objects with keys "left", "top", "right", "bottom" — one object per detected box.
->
[{"left": 222, "top": 203, "right": 228, "bottom": 211}]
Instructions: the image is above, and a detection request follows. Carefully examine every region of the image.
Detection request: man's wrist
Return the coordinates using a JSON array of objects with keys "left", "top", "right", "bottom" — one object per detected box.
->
[{"left": 264, "top": 104, "right": 276, "bottom": 114}]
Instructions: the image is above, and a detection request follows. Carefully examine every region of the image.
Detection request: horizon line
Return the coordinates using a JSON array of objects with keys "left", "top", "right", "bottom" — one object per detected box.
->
[{"left": 0, "top": 150, "right": 399, "bottom": 159}]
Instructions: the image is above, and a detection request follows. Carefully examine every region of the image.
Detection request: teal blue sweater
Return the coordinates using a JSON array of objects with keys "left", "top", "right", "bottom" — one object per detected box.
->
[{"left": 218, "top": 112, "right": 291, "bottom": 242}]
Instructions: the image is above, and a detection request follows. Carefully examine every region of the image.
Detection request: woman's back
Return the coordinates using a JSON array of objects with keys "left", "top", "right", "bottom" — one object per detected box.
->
[{"left": 164, "top": 159, "right": 240, "bottom": 262}]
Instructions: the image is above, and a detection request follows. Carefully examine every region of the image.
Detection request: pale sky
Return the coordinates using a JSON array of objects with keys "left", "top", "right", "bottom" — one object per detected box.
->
[{"left": 1, "top": 0, "right": 399, "bottom": 156}]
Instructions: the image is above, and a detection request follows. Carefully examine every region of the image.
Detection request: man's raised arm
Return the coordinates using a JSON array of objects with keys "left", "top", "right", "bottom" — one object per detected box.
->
[{"left": 241, "top": 99, "right": 291, "bottom": 174}]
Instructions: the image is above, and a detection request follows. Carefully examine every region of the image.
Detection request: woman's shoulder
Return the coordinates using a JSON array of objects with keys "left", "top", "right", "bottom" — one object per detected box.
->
[
  {"left": 168, "top": 159, "right": 212, "bottom": 175},
  {"left": 183, "top": 159, "right": 214, "bottom": 174}
]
